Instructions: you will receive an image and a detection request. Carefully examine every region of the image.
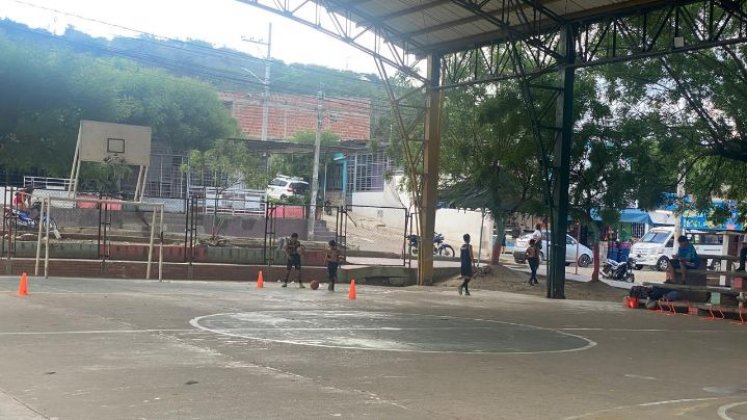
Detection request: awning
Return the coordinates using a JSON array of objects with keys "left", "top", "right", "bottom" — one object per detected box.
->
[{"left": 591, "top": 208, "right": 652, "bottom": 225}]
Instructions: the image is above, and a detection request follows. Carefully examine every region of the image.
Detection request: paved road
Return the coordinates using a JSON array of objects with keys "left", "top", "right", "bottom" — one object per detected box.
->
[{"left": 1, "top": 276, "right": 745, "bottom": 419}]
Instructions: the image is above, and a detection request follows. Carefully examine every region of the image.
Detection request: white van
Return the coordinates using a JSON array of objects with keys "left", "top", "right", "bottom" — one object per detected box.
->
[{"left": 630, "top": 227, "right": 723, "bottom": 271}]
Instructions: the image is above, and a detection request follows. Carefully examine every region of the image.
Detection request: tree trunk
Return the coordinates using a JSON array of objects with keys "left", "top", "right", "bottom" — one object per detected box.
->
[{"left": 591, "top": 240, "right": 601, "bottom": 282}]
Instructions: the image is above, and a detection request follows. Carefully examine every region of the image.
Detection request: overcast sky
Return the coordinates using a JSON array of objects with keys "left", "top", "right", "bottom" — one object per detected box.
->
[{"left": 0, "top": 0, "right": 379, "bottom": 74}]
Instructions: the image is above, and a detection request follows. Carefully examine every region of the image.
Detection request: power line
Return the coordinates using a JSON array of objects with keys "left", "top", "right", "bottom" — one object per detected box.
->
[
  {"left": 0, "top": 19, "right": 427, "bottom": 122},
  {"left": 7, "top": 0, "right": 387, "bottom": 88}
]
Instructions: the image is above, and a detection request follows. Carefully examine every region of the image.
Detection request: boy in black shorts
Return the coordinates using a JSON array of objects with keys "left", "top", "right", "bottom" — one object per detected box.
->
[
  {"left": 326, "top": 240, "right": 342, "bottom": 291},
  {"left": 283, "top": 233, "right": 304, "bottom": 288}
]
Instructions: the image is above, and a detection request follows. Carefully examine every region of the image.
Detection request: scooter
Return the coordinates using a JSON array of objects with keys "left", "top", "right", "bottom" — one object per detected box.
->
[
  {"left": 4, "top": 202, "right": 61, "bottom": 239},
  {"left": 406, "top": 233, "right": 456, "bottom": 257},
  {"left": 601, "top": 257, "right": 636, "bottom": 282}
]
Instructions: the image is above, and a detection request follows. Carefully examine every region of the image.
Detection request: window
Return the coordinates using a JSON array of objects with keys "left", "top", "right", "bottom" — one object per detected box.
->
[
  {"left": 641, "top": 231, "right": 670, "bottom": 244},
  {"left": 270, "top": 178, "right": 288, "bottom": 187},
  {"left": 348, "top": 151, "right": 388, "bottom": 192}
]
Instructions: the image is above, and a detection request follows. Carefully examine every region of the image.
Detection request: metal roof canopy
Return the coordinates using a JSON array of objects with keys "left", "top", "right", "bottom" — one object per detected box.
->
[
  {"left": 233, "top": 138, "right": 369, "bottom": 155},
  {"left": 321, "top": 0, "right": 666, "bottom": 56},
  {"left": 239, "top": 0, "right": 747, "bottom": 296}
]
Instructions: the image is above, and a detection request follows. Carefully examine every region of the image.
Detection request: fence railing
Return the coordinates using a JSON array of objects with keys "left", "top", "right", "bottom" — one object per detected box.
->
[{"left": 23, "top": 176, "right": 71, "bottom": 190}]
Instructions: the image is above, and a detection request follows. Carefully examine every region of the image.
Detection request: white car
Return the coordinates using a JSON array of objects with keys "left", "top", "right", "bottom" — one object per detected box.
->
[
  {"left": 512, "top": 231, "right": 593, "bottom": 267},
  {"left": 630, "top": 227, "right": 723, "bottom": 271},
  {"left": 265, "top": 176, "right": 309, "bottom": 201}
]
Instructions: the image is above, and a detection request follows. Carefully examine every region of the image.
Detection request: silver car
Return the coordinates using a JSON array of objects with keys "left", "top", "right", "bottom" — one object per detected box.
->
[{"left": 512, "top": 231, "right": 593, "bottom": 267}]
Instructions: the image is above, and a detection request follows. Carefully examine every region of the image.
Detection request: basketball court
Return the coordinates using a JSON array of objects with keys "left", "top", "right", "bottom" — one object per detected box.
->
[{"left": 1, "top": 276, "right": 745, "bottom": 419}]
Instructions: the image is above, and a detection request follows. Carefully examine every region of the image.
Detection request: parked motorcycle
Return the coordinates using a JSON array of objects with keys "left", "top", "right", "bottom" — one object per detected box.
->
[
  {"left": 3, "top": 202, "right": 61, "bottom": 239},
  {"left": 601, "top": 257, "right": 636, "bottom": 283},
  {"left": 406, "top": 233, "right": 456, "bottom": 257}
]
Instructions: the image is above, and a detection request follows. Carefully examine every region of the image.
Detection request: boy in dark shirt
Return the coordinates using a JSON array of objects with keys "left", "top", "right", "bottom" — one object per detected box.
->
[
  {"left": 326, "top": 240, "right": 342, "bottom": 291},
  {"left": 283, "top": 233, "right": 304, "bottom": 288}
]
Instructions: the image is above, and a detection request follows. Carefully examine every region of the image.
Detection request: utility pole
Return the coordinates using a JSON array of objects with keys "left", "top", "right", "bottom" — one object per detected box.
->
[
  {"left": 307, "top": 85, "right": 324, "bottom": 240},
  {"left": 242, "top": 23, "right": 272, "bottom": 181},
  {"left": 674, "top": 176, "right": 686, "bottom": 240}
]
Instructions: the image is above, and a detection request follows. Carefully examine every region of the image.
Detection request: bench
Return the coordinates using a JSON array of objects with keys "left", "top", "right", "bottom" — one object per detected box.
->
[
  {"left": 641, "top": 281, "right": 745, "bottom": 323},
  {"left": 699, "top": 254, "right": 742, "bottom": 273}
]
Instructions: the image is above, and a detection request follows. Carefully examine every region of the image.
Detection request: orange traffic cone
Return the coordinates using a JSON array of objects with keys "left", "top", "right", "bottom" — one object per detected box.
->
[
  {"left": 17, "top": 272, "right": 28, "bottom": 297},
  {"left": 348, "top": 279, "right": 357, "bottom": 300},
  {"left": 256, "top": 270, "right": 264, "bottom": 288}
]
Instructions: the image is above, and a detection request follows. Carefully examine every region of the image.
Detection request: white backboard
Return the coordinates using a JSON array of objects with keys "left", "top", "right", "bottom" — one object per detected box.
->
[{"left": 78, "top": 120, "right": 152, "bottom": 166}]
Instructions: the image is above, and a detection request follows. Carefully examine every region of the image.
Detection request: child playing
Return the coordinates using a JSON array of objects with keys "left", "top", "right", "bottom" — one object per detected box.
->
[
  {"left": 459, "top": 234, "right": 475, "bottom": 296},
  {"left": 526, "top": 239, "right": 540, "bottom": 286},
  {"left": 326, "top": 240, "right": 342, "bottom": 291},
  {"left": 283, "top": 233, "right": 304, "bottom": 288}
]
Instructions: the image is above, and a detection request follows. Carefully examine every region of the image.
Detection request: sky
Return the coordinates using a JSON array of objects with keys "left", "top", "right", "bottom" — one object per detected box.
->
[{"left": 0, "top": 0, "right": 379, "bottom": 74}]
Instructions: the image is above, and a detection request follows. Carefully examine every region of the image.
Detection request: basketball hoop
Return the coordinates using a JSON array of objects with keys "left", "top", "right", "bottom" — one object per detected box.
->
[{"left": 103, "top": 154, "right": 126, "bottom": 165}]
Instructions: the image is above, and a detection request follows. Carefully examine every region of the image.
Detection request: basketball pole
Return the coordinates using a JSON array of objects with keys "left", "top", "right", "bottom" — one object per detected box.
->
[
  {"left": 158, "top": 204, "right": 164, "bottom": 282},
  {"left": 139, "top": 166, "right": 149, "bottom": 202},
  {"left": 68, "top": 128, "right": 82, "bottom": 196},
  {"left": 134, "top": 166, "right": 144, "bottom": 201},
  {"left": 44, "top": 197, "right": 50, "bottom": 279},
  {"left": 34, "top": 197, "right": 46, "bottom": 276},
  {"left": 146, "top": 207, "right": 157, "bottom": 280}
]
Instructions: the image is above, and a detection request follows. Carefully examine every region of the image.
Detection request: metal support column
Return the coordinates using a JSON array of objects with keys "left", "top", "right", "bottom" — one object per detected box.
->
[
  {"left": 418, "top": 54, "right": 442, "bottom": 286},
  {"left": 548, "top": 25, "right": 576, "bottom": 299}
]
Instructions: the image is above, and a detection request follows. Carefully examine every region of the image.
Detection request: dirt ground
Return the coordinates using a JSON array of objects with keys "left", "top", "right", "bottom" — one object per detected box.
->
[{"left": 438, "top": 264, "right": 629, "bottom": 303}]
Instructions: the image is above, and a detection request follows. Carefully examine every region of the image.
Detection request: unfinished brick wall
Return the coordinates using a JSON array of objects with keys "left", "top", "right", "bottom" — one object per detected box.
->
[{"left": 221, "top": 91, "right": 370, "bottom": 141}]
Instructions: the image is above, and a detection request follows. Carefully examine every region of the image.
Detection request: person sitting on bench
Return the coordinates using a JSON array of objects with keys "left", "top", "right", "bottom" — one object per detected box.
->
[
  {"left": 667, "top": 235, "right": 700, "bottom": 283},
  {"left": 737, "top": 233, "right": 747, "bottom": 272},
  {"left": 645, "top": 236, "right": 701, "bottom": 309}
]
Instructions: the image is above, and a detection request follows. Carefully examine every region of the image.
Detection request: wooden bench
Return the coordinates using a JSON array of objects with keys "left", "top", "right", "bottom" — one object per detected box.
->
[{"left": 641, "top": 282, "right": 745, "bottom": 323}]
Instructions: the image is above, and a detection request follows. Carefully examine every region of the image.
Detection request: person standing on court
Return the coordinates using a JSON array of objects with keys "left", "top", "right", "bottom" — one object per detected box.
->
[
  {"left": 458, "top": 234, "right": 476, "bottom": 296},
  {"left": 532, "top": 222, "right": 543, "bottom": 252},
  {"left": 326, "top": 240, "right": 342, "bottom": 291},
  {"left": 283, "top": 233, "right": 305, "bottom": 288},
  {"left": 526, "top": 238, "right": 540, "bottom": 286}
]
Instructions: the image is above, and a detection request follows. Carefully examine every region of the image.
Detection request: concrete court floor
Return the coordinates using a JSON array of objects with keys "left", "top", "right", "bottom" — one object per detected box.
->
[{"left": 0, "top": 276, "right": 746, "bottom": 420}]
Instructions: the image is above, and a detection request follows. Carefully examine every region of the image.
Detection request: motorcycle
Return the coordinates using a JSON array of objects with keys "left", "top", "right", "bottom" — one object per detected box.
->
[
  {"left": 3, "top": 202, "right": 61, "bottom": 239},
  {"left": 601, "top": 257, "right": 636, "bottom": 283},
  {"left": 406, "top": 233, "right": 456, "bottom": 257}
]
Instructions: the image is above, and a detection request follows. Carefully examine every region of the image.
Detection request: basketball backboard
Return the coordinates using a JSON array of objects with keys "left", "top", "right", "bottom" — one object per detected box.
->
[{"left": 78, "top": 120, "right": 152, "bottom": 166}]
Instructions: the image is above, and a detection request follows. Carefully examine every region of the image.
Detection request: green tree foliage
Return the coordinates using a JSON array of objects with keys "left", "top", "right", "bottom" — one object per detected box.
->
[
  {"left": 185, "top": 138, "right": 265, "bottom": 190},
  {"left": 0, "top": 25, "right": 238, "bottom": 179},
  {"left": 598, "top": 41, "right": 747, "bottom": 223},
  {"left": 269, "top": 130, "right": 341, "bottom": 184}
]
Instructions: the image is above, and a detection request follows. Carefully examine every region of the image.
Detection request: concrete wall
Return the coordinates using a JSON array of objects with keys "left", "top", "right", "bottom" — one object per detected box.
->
[
  {"left": 348, "top": 177, "right": 495, "bottom": 261},
  {"left": 42, "top": 207, "right": 328, "bottom": 241}
]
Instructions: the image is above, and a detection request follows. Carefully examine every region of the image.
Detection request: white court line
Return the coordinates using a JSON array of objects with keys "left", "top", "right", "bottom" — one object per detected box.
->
[
  {"left": 0, "top": 329, "right": 194, "bottom": 336},
  {"left": 565, "top": 397, "right": 723, "bottom": 419},
  {"left": 718, "top": 401, "right": 747, "bottom": 420},
  {"left": 190, "top": 310, "right": 598, "bottom": 355},
  {"left": 561, "top": 327, "right": 735, "bottom": 333}
]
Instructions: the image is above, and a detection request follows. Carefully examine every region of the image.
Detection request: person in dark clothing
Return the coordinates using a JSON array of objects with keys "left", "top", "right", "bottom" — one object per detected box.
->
[
  {"left": 736, "top": 233, "right": 747, "bottom": 272},
  {"left": 283, "top": 233, "right": 304, "bottom": 288},
  {"left": 459, "top": 234, "right": 476, "bottom": 296},
  {"left": 526, "top": 239, "right": 540, "bottom": 286},
  {"left": 326, "top": 240, "right": 342, "bottom": 291}
]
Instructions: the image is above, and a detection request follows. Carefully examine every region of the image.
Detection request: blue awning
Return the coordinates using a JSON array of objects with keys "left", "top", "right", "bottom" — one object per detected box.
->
[{"left": 591, "top": 208, "right": 652, "bottom": 225}]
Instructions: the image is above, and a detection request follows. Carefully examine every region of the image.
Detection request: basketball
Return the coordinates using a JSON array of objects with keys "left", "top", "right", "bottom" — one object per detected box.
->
[{"left": 310, "top": 280, "right": 319, "bottom": 290}]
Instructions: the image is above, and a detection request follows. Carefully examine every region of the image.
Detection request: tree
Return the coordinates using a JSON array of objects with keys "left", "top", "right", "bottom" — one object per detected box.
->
[
  {"left": 0, "top": 26, "right": 238, "bottom": 183},
  {"left": 269, "top": 130, "right": 341, "bottom": 202},
  {"left": 184, "top": 138, "right": 264, "bottom": 238}
]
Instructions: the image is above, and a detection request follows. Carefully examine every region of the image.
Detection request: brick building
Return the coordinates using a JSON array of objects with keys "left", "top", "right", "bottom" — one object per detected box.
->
[{"left": 221, "top": 91, "right": 371, "bottom": 141}]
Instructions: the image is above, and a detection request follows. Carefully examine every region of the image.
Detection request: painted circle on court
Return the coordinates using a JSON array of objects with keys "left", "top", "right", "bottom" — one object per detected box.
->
[{"left": 190, "top": 311, "right": 595, "bottom": 354}]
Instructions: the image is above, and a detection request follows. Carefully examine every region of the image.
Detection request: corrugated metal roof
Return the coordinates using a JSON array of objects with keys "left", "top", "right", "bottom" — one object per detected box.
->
[{"left": 326, "top": 0, "right": 668, "bottom": 55}]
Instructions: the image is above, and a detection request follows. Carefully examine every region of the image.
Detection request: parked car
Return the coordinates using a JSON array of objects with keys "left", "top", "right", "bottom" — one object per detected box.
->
[
  {"left": 630, "top": 227, "right": 723, "bottom": 271},
  {"left": 512, "top": 231, "right": 593, "bottom": 267},
  {"left": 265, "top": 176, "right": 309, "bottom": 201}
]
